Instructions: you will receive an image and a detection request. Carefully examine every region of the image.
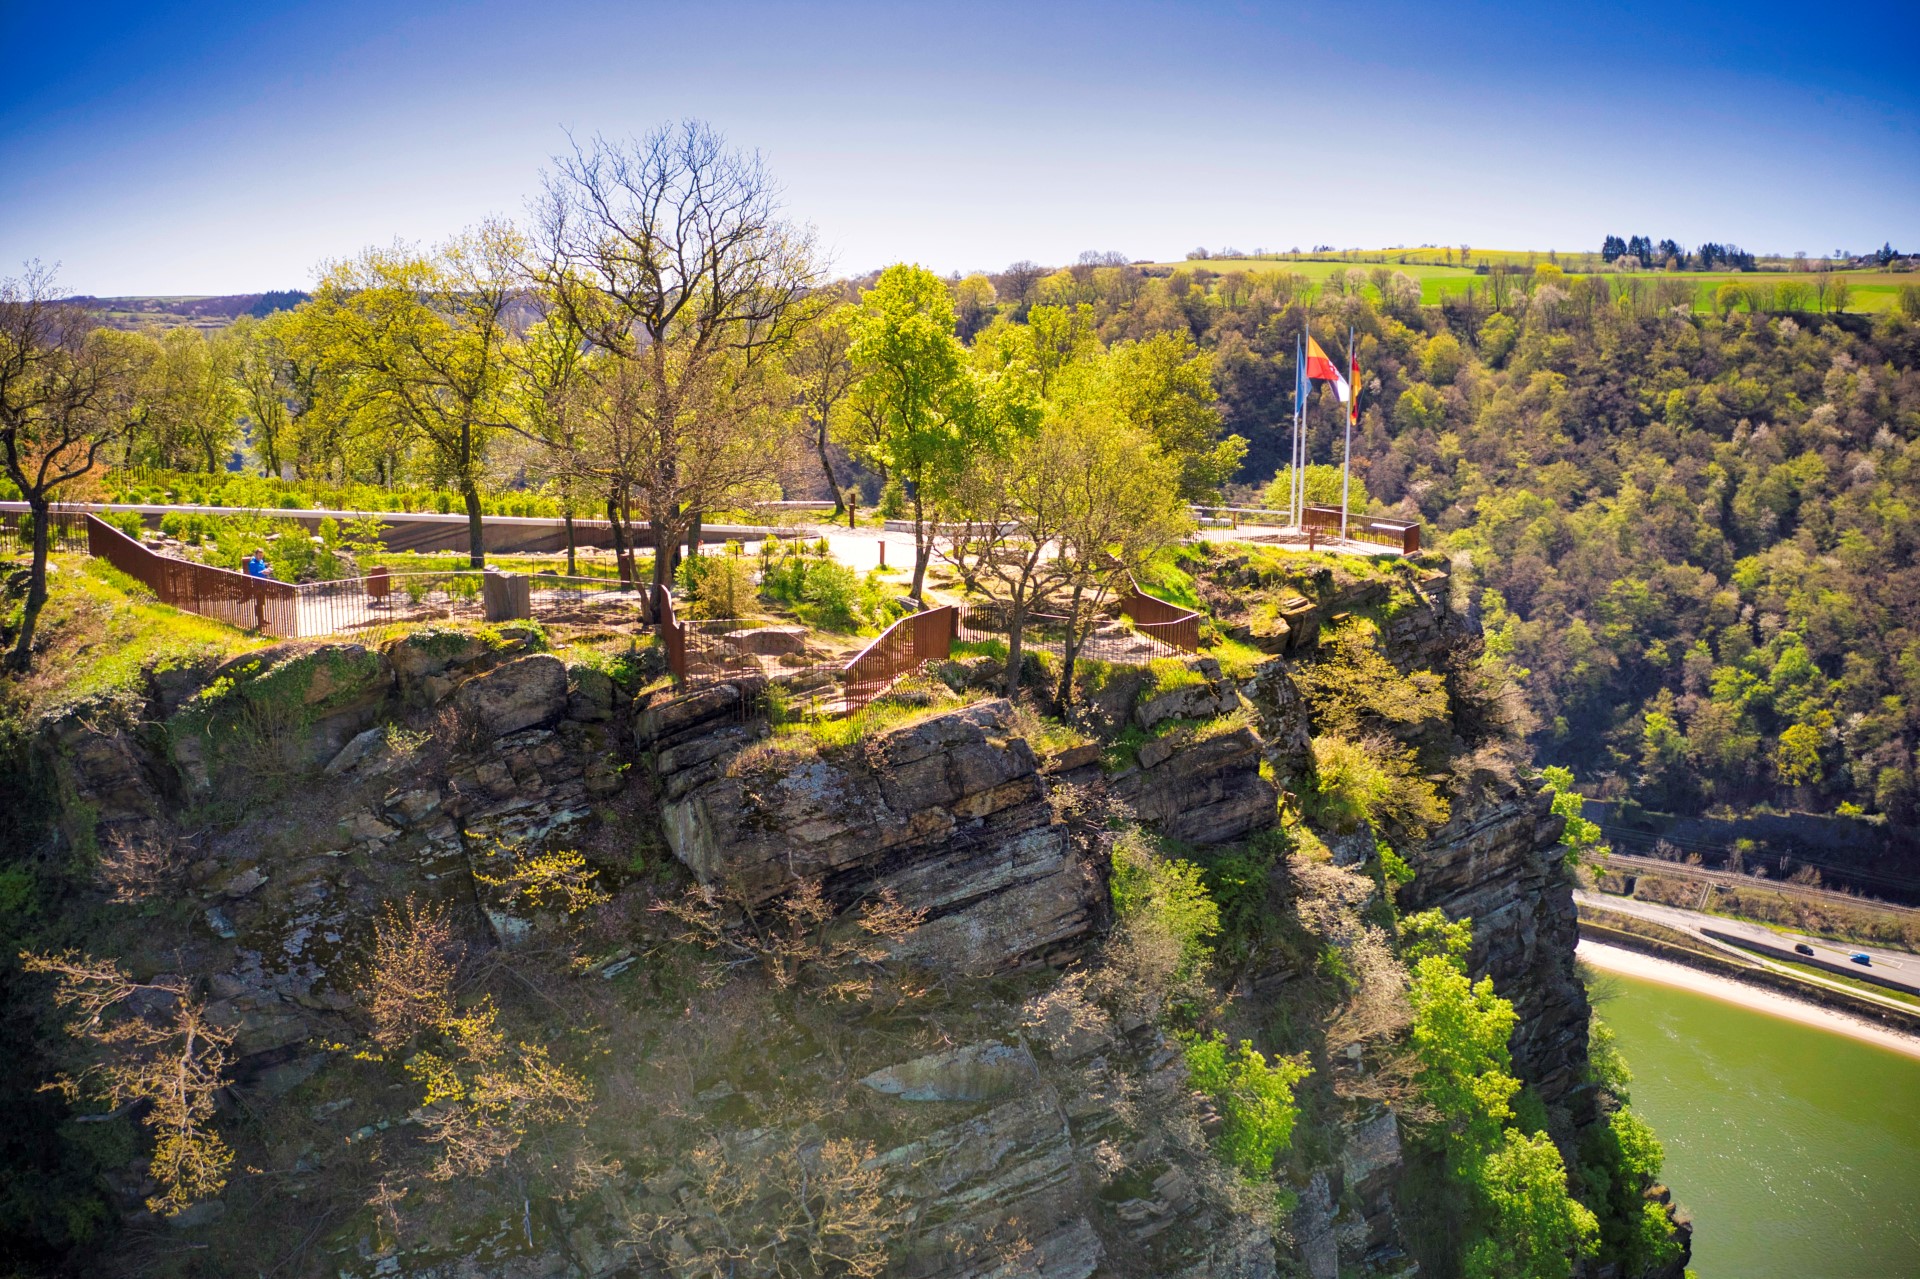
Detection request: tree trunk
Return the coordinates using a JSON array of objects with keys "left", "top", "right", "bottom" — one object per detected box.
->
[
  {"left": 607, "top": 493, "right": 631, "bottom": 590},
  {"left": 1004, "top": 597, "right": 1026, "bottom": 700},
  {"left": 685, "top": 510, "right": 702, "bottom": 566},
  {"left": 651, "top": 519, "right": 677, "bottom": 626},
  {"left": 817, "top": 424, "right": 845, "bottom": 518},
  {"left": 564, "top": 508, "right": 577, "bottom": 577},
  {"left": 8, "top": 498, "right": 52, "bottom": 672},
  {"left": 461, "top": 482, "right": 486, "bottom": 568},
  {"left": 909, "top": 488, "right": 931, "bottom": 601},
  {"left": 1055, "top": 581, "right": 1087, "bottom": 708}
]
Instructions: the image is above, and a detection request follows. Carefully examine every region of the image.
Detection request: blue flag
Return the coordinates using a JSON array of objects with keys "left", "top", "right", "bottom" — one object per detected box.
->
[{"left": 1295, "top": 331, "right": 1306, "bottom": 410}]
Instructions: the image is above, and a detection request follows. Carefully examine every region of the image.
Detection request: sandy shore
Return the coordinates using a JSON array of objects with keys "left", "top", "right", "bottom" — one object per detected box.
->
[{"left": 1577, "top": 940, "right": 1920, "bottom": 1062}]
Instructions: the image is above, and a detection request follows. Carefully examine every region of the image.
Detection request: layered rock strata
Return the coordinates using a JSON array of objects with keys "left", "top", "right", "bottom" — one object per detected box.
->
[{"left": 644, "top": 693, "right": 1103, "bottom": 975}]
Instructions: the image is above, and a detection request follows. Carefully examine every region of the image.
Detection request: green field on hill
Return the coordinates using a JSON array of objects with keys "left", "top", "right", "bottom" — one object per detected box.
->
[{"left": 1153, "top": 254, "right": 1910, "bottom": 312}]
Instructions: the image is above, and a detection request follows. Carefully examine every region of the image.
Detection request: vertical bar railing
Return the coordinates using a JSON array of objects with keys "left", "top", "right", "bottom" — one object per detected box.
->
[
  {"left": 86, "top": 515, "right": 297, "bottom": 636},
  {"left": 841, "top": 604, "right": 956, "bottom": 708},
  {"left": 1116, "top": 583, "right": 1201, "bottom": 654},
  {"left": 0, "top": 508, "right": 90, "bottom": 555}
]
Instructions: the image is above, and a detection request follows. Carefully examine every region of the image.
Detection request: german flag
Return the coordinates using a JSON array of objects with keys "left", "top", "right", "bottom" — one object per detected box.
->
[{"left": 1349, "top": 344, "right": 1361, "bottom": 426}]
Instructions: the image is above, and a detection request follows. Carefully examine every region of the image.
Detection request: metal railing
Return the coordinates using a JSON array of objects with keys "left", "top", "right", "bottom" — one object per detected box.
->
[
  {"left": 843, "top": 606, "right": 956, "bottom": 707},
  {"left": 659, "top": 588, "right": 960, "bottom": 711},
  {"left": 290, "top": 570, "right": 649, "bottom": 640},
  {"left": 1189, "top": 503, "right": 1422, "bottom": 553},
  {"left": 0, "top": 508, "right": 91, "bottom": 556},
  {"left": 87, "top": 515, "right": 300, "bottom": 635},
  {"left": 953, "top": 588, "right": 1200, "bottom": 667},
  {"left": 1116, "top": 585, "right": 1202, "bottom": 653}
]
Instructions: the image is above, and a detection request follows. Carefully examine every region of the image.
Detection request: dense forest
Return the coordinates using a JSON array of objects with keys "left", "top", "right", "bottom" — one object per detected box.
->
[{"left": 946, "top": 258, "right": 1920, "bottom": 824}]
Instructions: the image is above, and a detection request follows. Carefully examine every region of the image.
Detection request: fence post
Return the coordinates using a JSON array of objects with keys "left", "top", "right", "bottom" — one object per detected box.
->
[{"left": 482, "top": 569, "right": 531, "bottom": 621}]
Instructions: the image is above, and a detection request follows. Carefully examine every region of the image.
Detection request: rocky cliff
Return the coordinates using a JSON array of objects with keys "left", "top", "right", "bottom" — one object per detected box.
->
[{"left": 2, "top": 551, "right": 1679, "bottom": 1279}]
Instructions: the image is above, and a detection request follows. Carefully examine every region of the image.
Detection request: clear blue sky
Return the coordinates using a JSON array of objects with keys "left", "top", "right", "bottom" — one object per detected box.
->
[{"left": 3, "top": 0, "right": 1915, "bottom": 295}]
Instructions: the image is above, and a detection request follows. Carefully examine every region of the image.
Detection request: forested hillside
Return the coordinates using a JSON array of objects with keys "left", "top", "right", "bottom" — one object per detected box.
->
[{"left": 956, "top": 260, "right": 1920, "bottom": 822}]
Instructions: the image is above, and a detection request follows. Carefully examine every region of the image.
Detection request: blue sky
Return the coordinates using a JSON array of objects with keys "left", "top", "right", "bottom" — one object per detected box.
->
[{"left": 2, "top": 0, "right": 1915, "bottom": 294}]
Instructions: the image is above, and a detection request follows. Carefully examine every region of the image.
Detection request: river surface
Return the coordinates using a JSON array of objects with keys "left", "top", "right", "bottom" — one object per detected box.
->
[{"left": 1597, "top": 969, "right": 1920, "bottom": 1278}]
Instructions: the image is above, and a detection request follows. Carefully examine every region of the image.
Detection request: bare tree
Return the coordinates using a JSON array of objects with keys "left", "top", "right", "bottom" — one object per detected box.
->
[
  {"left": 529, "top": 120, "right": 821, "bottom": 611},
  {"left": 0, "top": 265, "right": 122, "bottom": 670},
  {"left": 21, "top": 951, "right": 236, "bottom": 1216}
]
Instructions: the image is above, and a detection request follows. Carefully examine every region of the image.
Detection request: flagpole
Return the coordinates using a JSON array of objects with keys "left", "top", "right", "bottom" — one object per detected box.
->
[
  {"left": 1297, "top": 330, "right": 1313, "bottom": 530},
  {"left": 1340, "top": 325, "right": 1353, "bottom": 543},
  {"left": 1298, "top": 328, "right": 1308, "bottom": 529}
]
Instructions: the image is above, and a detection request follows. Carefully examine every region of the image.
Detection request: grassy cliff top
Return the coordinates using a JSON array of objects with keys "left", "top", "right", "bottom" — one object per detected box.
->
[{"left": 3, "top": 554, "right": 271, "bottom": 719}]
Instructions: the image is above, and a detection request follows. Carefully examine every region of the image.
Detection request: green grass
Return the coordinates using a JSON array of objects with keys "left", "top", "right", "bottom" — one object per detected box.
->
[
  {"left": 1203, "top": 633, "right": 1269, "bottom": 679},
  {"left": 1765, "top": 957, "right": 1920, "bottom": 1008},
  {"left": 950, "top": 638, "right": 1009, "bottom": 662},
  {"left": 11, "top": 555, "right": 269, "bottom": 713},
  {"left": 1132, "top": 549, "right": 1204, "bottom": 610},
  {"left": 1144, "top": 656, "right": 1206, "bottom": 695}
]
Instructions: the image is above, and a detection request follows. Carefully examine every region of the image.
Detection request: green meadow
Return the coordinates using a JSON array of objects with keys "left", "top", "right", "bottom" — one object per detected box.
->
[{"left": 1153, "top": 253, "right": 1910, "bottom": 313}]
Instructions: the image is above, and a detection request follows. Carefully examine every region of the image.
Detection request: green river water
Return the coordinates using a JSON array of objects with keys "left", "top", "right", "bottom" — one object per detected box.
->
[{"left": 1597, "top": 969, "right": 1920, "bottom": 1278}]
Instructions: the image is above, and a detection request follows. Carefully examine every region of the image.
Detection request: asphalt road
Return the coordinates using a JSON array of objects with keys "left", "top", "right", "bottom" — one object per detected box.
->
[{"left": 1576, "top": 890, "right": 1920, "bottom": 998}]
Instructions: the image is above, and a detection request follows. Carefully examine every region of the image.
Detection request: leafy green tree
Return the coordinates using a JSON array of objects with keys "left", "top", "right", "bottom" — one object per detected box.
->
[
  {"left": 1772, "top": 721, "right": 1824, "bottom": 787},
  {"left": 1183, "top": 1032, "right": 1311, "bottom": 1181},
  {"left": 1540, "top": 766, "right": 1607, "bottom": 867},
  {"left": 0, "top": 267, "right": 125, "bottom": 670},
  {"left": 1263, "top": 464, "right": 1371, "bottom": 513},
  {"left": 1462, "top": 1130, "right": 1600, "bottom": 1279},
  {"left": 302, "top": 222, "right": 522, "bottom": 566},
  {"left": 1409, "top": 954, "right": 1519, "bottom": 1164},
  {"left": 848, "top": 264, "right": 982, "bottom": 599},
  {"left": 1097, "top": 330, "right": 1245, "bottom": 500},
  {"left": 1039, "top": 407, "right": 1192, "bottom": 704}
]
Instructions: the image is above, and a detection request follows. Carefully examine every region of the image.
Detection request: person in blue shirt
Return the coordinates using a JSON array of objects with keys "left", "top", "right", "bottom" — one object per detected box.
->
[{"left": 243, "top": 549, "right": 271, "bottom": 579}]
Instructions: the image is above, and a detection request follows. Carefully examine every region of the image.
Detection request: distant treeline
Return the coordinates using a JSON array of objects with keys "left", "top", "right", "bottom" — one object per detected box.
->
[{"left": 65, "top": 290, "right": 310, "bottom": 330}]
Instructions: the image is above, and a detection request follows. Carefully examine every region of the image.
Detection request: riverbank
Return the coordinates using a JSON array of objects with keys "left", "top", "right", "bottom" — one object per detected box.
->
[{"left": 1578, "top": 940, "right": 1920, "bottom": 1061}]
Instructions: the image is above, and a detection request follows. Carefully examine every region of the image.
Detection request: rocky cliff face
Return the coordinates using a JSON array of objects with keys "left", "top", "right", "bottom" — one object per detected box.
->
[
  {"left": 1402, "top": 787, "right": 1591, "bottom": 1107},
  {"left": 16, "top": 558, "right": 1652, "bottom": 1278},
  {"left": 644, "top": 692, "right": 1103, "bottom": 975}
]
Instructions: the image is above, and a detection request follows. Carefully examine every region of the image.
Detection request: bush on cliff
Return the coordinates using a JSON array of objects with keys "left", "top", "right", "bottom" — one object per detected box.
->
[{"left": 1406, "top": 917, "right": 1600, "bottom": 1278}]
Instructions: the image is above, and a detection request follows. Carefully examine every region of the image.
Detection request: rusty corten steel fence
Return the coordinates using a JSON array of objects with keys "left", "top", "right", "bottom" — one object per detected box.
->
[
  {"left": 87, "top": 514, "right": 298, "bottom": 635},
  {"left": 0, "top": 508, "right": 90, "bottom": 556},
  {"left": 659, "top": 590, "right": 960, "bottom": 711},
  {"left": 842, "top": 605, "right": 956, "bottom": 707},
  {"left": 1116, "top": 586, "right": 1202, "bottom": 653},
  {"left": 1299, "top": 505, "right": 1421, "bottom": 553}
]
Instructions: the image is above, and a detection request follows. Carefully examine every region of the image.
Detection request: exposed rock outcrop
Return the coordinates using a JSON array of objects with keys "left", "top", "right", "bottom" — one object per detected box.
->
[
  {"left": 1403, "top": 783, "right": 1590, "bottom": 1107},
  {"left": 646, "top": 695, "right": 1102, "bottom": 974},
  {"left": 1110, "top": 724, "right": 1278, "bottom": 845}
]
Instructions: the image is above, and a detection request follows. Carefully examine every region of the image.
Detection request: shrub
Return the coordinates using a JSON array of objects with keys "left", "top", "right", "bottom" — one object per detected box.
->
[
  {"left": 878, "top": 478, "right": 907, "bottom": 520},
  {"left": 1308, "top": 734, "right": 1450, "bottom": 840},
  {"left": 1183, "top": 1032, "right": 1311, "bottom": 1181},
  {"left": 683, "top": 552, "right": 756, "bottom": 619},
  {"left": 1463, "top": 1130, "right": 1600, "bottom": 1279},
  {"left": 1108, "top": 830, "right": 1219, "bottom": 976},
  {"left": 103, "top": 510, "right": 145, "bottom": 539}
]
